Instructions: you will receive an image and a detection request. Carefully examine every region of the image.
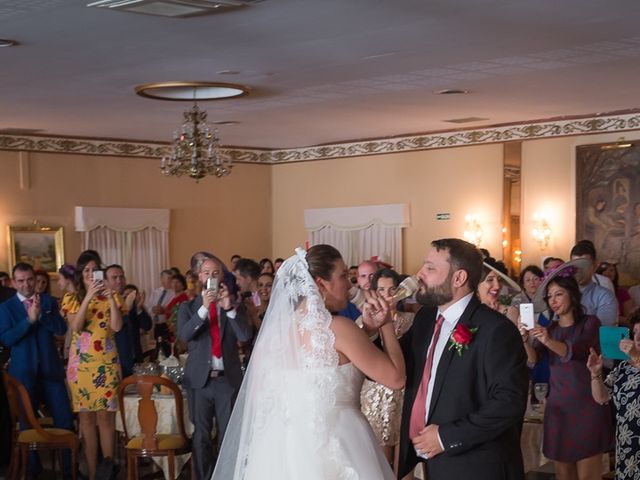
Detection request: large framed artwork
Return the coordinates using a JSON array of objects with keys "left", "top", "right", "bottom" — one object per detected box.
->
[
  {"left": 576, "top": 142, "right": 640, "bottom": 284},
  {"left": 7, "top": 225, "right": 65, "bottom": 273}
]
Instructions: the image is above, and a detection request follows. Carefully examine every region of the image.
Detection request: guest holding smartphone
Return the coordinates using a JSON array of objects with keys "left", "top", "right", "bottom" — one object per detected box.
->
[{"left": 63, "top": 252, "right": 125, "bottom": 479}]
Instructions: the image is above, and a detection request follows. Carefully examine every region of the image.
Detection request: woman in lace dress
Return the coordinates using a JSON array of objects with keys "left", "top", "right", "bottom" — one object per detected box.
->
[
  {"left": 212, "top": 245, "right": 406, "bottom": 480},
  {"left": 361, "top": 268, "right": 414, "bottom": 467},
  {"left": 588, "top": 312, "right": 640, "bottom": 480}
]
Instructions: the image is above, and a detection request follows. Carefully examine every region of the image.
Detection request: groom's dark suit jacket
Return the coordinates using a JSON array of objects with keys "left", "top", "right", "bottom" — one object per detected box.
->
[{"left": 398, "top": 295, "right": 528, "bottom": 480}]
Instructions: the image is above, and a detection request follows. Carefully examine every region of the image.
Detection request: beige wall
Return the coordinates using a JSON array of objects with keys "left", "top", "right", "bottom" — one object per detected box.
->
[
  {"left": 0, "top": 151, "right": 272, "bottom": 275},
  {"left": 271, "top": 145, "right": 505, "bottom": 275},
  {"left": 520, "top": 130, "right": 640, "bottom": 269},
  {"left": 2, "top": 129, "right": 638, "bottom": 281}
]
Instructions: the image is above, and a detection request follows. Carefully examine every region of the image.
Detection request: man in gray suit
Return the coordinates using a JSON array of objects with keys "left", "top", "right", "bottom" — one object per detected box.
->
[{"left": 178, "top": 252, "right": 252, "bottom": 479}]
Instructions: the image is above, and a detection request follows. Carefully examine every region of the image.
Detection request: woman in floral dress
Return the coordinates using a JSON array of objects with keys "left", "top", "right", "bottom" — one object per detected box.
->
[
  {"left": 589, "top": 312, "right": 640, "bottom": 480},
  {"left": 64, "top": 252, "right": 124, "bottom": 480}
]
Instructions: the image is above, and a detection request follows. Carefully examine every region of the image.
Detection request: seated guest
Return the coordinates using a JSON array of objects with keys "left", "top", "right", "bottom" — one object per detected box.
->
[
  {"left": 64, "top": 252, "right": 124, "bottom": 479},
  {"left": 0, "top": 271, "right": 11, "bottom": 288},
  {"left": 34, "top": 269, "right": 52, "bottom": 296},
  {"left": 178, "top": 252, "right": 252, "bottom": 480},
  {"left": 588, "top": 310, "right": 640, "bottom": 480},
  {"left": 520, "top": 266, "right": 613, "bottom": 480},
  {"left": 104, "top": 264, "right": 152, "bottom": 376},
  {"left": 0, "top": 262, "right": 73, "bottom": 477}
]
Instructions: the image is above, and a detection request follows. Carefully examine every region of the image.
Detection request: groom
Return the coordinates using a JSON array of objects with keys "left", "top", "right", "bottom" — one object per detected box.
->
[{"left": 397, "top": 239, "right": 528, "bottom": 479}]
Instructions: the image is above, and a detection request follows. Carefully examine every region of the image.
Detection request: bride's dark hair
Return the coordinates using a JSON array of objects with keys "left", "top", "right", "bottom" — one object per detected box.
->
[{"left": 306, "top": 244, "right": 342, "bottom": 280}]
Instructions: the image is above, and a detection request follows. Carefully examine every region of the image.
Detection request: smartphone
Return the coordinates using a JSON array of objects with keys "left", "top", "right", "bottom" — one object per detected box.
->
[
  {"left": 92, "top": 270, "right": 104, "bottom": 282},
  {"left": 206, "top": 277, "right": 219, "bottom": 293},
  {"left": 520, "top": 303, "right": 535, "bottom": 330}
]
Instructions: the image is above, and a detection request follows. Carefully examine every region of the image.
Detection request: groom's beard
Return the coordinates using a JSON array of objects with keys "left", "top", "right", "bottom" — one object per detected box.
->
[{"left": 416, "top": 273, "right": 454, "bottom": 307}]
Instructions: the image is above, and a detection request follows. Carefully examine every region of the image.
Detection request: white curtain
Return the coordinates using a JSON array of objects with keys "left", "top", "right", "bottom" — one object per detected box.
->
[
  {"left": 75, "top": 207, "right": 170, "bottom": 296},
  {"left": 305, "top": 204, "right": 410, "bottom": 269}
]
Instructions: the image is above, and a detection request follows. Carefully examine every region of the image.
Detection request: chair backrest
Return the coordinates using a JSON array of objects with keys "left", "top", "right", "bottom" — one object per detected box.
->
[
  {"left": 117, "top": 374, "right": 188, "bottom": 451},
  {"left": 2, "top": 372, "right": 55, "bottom": 442}
]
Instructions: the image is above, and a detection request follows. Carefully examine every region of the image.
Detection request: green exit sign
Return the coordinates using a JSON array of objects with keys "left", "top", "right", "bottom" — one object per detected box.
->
[{"left": 436, "top": 213, "right": 451, "bottom": 220}]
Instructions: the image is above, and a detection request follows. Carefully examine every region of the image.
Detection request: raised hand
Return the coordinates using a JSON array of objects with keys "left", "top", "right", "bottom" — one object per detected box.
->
[
  {"left": 619, "top": 338, "right": 638, "bottom": 359},
  {"left": 28, "top": 294, "right": 41, "bottom": 323},
  {"left": 361, "top": 290, "right": 391, "bottom": 330},
  {"left": 518, "top": 323, "right": 530, "bottom": 343},
  {"left": 86, "top": 279, "right": 103, "bottom": 300},
  {"left": 586, "top": 347, "right": 603, "bottom": 376},
  {"left": 531, "top": 326, "right": 550, "bottom": 345}
]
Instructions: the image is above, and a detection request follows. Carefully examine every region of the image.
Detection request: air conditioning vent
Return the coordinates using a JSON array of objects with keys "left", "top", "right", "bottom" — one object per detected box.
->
[
  {"left": 87, "top": 0, "right": 263, "bottom": 17},
  {"left": 443, "top": 117, "right": 488, "bottom": 124}
]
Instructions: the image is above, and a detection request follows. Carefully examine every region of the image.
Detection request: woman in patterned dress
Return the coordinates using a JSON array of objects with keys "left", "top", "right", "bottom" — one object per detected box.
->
[
  {"left": 64, "top": 252, "right": 124, "bottom": 480},
  {"left": 589, "top": 311, "right": 640, "bottom": 480},
  {"left": 521, "top": 273, "right": 613, "bottom": 480},
  {"left": 360, "top": 268, "right": 414, "bottom": 470}
]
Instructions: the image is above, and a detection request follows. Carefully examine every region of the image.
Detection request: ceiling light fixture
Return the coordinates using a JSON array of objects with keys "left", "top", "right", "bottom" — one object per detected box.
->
[
  {"left": 0, "top": 39, "right": 17, "bottom": 48},
  {"left": 436, "top": 89, "right": 469, "bottom": 95},
  {"left": 135, "top": 81, "right": 250, "bottom": 181}
]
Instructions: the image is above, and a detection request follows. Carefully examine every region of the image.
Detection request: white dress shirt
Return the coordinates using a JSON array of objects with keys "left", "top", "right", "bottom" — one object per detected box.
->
[
  {"left": 147, "top": 287, "right": 175, "bottom": 324},
  {"left": 424, "top": 292, "right": 474, "bottom": 425}
]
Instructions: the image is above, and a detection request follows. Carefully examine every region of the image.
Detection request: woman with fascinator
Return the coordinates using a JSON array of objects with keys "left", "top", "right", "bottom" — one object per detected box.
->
[
  {"left": 212, "top": 245, "right": 405, "bottom": 479},
  {"left": 519, "top": 261, "right": 613, "bottom": 480}
]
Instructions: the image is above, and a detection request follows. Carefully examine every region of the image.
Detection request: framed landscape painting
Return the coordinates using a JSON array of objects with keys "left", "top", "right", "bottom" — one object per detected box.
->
[{"left": 7, "top": 225, "right": 65, "bottom": 273}]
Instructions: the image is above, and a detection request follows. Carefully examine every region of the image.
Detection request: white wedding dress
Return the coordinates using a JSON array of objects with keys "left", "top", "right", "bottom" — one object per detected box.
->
[{"left": 212, "top": 249, "right": 395, "bottom": 480}]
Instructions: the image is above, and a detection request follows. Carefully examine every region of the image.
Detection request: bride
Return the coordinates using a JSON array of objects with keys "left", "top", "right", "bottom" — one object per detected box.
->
[{"left": 212, "top": 245, "right": 406, "bottom": 479}]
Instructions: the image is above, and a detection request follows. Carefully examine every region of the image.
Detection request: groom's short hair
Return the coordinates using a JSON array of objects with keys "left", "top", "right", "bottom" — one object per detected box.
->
[{"left": 431, "top": 238, "right": 483, "bottom": 291}]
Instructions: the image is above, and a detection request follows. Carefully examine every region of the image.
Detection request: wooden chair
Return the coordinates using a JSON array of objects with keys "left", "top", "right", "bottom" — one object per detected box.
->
[
  {"left": 2, "top": 372, "right": 79, "bottom": 480},
  {"left": 117, "top": 375, "right": 191, "bottom": 480}
]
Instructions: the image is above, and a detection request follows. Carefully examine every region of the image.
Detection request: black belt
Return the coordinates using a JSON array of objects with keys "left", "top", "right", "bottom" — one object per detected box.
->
[{"left": 209, "top": 370, "right": 225, "bottom": 378}]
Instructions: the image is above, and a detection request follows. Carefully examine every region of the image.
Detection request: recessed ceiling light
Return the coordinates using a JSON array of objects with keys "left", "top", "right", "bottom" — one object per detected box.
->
[
  {"left": 135, "top": 81, "right": 250, "bottom": 101},
  {"left": 436, "top": 89, "right": 469, "bottom": 95},
  {"left": 0, "top": 39, "right": 17, "bottom": 48},
  {"left": 211, "top": 120, "right": 241, "bottom": 125}
]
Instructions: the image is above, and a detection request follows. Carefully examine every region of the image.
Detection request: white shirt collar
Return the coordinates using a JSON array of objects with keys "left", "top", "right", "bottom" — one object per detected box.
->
[
  {"left": 16, "top": 292, "right": 33, "bottom": 302},
  {"left": 437, "top": 292, "right": 474, "bottom": 326}
]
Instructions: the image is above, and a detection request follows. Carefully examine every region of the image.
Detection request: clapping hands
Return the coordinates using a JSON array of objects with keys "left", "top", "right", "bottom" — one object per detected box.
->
[{"left": 587, "top": 347, "right": 603, "bottom": 376}]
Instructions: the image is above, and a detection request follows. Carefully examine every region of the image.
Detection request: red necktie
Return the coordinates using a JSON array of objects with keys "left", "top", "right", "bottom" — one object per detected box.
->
[
  {"left": 409, "top": 314, "right": 445, "bottom": 438},
  {"left": 209, "top": 302, "right": 222, "bottom": 358}
]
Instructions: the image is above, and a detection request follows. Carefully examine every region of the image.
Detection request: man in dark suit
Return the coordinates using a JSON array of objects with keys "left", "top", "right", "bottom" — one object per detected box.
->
[
  {"left": 397, "top": 239, "right": 528, "bottom": 480},
  {"left": 105, "top": 264, "right": 152, "bottom": 377},
  {"left": 178, "top": 252, "right": 252, "bottom": 480},
  {"left": 0, "top": 262, "right": 73, "bottom": 477}
]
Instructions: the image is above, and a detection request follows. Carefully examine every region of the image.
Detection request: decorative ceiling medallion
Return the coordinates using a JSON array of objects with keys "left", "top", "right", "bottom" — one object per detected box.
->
[
  {"left": 2, "top": 111, "right": 640, "bottom": 164},
  {"left": 134, "top": 81, "right": 249, "bottom": 101}
]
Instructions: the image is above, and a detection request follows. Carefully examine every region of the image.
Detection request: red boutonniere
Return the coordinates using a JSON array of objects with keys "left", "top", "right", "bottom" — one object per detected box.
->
[{"left": 448, "top": 324, "right": 478, "bottom": 356}]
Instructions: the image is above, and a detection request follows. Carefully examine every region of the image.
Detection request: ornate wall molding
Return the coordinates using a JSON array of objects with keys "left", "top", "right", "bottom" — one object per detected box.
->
[{"left": 2, "top": 111, "right": 640, "bottom": 164}]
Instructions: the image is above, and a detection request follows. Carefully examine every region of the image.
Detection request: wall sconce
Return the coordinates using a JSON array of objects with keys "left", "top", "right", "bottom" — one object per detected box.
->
[
  {"left": 464, "top": 214, "right": 483, "bottom": 247},
  {"left": 532, "top": 212, "right": 552, "bottom": 250}
]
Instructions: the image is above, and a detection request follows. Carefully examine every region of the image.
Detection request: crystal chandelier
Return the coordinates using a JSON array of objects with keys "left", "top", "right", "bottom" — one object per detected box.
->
[{"left": 160, "top": 103, "right": 232, "bottom": 181}]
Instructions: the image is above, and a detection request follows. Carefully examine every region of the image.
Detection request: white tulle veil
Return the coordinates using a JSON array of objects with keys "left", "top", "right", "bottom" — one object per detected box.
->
[{"left": 211, "top": 247, "right": 343, "bottom": 479}]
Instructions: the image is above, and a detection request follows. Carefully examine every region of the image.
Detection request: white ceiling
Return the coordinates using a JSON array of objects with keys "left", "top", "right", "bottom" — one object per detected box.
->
[{"left": 2, "top": 0, "right": 640, "bottom": 149}]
